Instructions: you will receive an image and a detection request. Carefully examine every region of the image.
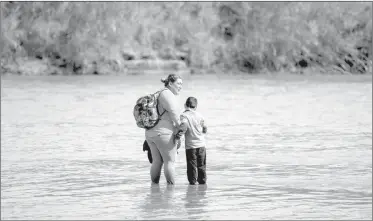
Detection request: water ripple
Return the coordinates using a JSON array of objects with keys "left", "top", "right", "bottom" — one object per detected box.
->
[{"left": 1, "top": 75, "right": 371, "bottom": 220}]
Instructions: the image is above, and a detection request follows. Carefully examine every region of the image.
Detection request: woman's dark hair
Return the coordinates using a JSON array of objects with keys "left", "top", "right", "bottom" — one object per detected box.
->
[
  {"left": 161, "top": 74, "right": 181, "bottom": 87},
  {"left": 185, "top": 97, "right": 198, "bottom": 109}
]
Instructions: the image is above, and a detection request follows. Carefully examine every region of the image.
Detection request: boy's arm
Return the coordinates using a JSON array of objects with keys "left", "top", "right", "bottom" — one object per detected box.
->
[
  {"left": 173, "top": 115, "right": 188, "bottom": 147},
  {"left": 175, "top": 115, "right": 188, "bottom": 138},
  {"left": 201, "top": 119, "right": 207, "bottom": 134}
]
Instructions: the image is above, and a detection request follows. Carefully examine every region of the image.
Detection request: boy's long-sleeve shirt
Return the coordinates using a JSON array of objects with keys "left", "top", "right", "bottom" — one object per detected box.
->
[{"left": 176, "top": 109, "right": 207, "bottom": 149}]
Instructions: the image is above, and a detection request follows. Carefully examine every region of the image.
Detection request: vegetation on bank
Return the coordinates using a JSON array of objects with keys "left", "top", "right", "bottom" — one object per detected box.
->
[{"left": 0, "top": 2, "right": 372, "bottom": 75}]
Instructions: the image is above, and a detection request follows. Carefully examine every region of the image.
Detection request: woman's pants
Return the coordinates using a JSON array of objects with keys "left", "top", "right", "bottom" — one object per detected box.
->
[{"left": 146, "top": 133, "right": 178, "bottom": 184}]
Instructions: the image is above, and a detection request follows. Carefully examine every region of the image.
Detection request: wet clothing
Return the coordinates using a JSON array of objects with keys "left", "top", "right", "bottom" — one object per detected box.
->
[
  {"left": 145, "top": 88, "right": 181, "bottom": 184},
  {"left": 176, "top": 109, "right": 208, "bottom": 184},
  {"left": 186, "top": 147, "right": 207, "bottom": 184},
  {"left": 146, "top": 133, "right": 178, "bottom": 184}
]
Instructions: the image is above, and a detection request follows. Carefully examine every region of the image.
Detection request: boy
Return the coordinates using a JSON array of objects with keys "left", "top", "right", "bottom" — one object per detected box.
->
[{"left": 174, "top": 97, "right": 208, "bottom": 185}]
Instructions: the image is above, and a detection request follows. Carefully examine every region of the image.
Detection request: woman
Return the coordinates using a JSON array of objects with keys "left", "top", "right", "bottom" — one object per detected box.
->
[{"left": 145, "top": 74, "right": 183, "bottom": 184}]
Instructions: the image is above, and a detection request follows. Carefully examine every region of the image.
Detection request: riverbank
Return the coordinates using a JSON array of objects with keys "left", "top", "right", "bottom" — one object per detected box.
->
[
  {"left": 1, "top": 56, "right": 371, "bottom": 77},
  {"left": 1, "top": 2, "right": 371, "bottom": 76}
]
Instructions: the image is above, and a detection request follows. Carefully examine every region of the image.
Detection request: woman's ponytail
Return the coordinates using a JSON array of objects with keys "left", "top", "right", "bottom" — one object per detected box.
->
[{"left": 161, "top": 74, "right": 181, "bottom": 87}]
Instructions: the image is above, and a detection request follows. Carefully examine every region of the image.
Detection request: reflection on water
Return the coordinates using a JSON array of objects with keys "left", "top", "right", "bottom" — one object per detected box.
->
[
  {"left": 184, "top": 184, "right": 208, "bottom": 220},
  {"left": 140, "top": 183, "right": 209, "bottom": 220},
  {"left": 1, "top": 75, "right": 372, "bottom": 220},
  {"left": 141, "top": 184, "right": 175, "bottom": 214}
]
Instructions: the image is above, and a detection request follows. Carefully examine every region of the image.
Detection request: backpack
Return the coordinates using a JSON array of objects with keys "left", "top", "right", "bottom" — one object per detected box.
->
[{"left": 133, "top": 89, "right": 166, "bottom": 130}]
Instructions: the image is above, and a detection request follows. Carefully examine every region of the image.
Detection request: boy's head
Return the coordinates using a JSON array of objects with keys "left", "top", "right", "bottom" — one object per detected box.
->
[{"left": 185, "top": 97, "right": 198, "bottom": 109}]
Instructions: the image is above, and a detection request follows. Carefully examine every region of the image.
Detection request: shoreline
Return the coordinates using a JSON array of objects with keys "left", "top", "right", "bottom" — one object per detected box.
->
[{"left": 1, "top": 57, "right": 372, "bottom": 77}]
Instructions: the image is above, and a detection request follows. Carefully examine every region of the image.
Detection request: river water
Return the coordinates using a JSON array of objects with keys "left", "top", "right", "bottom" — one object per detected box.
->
[{"left": 1, "top": 74, "right": 372, "bottom": 220}]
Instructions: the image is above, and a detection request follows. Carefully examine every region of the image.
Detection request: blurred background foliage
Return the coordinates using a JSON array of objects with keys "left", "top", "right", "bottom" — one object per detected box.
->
[{"left": 0, "top": 2, "right": 371, "bottom": 75}]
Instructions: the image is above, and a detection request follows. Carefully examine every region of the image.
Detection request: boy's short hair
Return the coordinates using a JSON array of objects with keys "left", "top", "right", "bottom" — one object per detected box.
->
[{"left": 185, "top": 97, "right": 198, "bottom": 109}]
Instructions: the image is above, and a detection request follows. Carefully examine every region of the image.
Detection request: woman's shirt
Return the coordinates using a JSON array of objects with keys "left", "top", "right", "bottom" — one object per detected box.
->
[{"left": 145, "top": 88, "right": 181, "bottom": 137}]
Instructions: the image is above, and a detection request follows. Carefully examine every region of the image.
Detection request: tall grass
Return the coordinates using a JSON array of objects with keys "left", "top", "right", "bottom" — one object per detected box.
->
[{"left": 1, "top": 2, "right": 371, "bottom": 75}]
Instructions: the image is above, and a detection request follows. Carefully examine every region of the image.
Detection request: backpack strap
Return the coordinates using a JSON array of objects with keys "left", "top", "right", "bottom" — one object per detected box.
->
[{"left": 156, "top": 88, "right": 167, "bottom": 117}]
